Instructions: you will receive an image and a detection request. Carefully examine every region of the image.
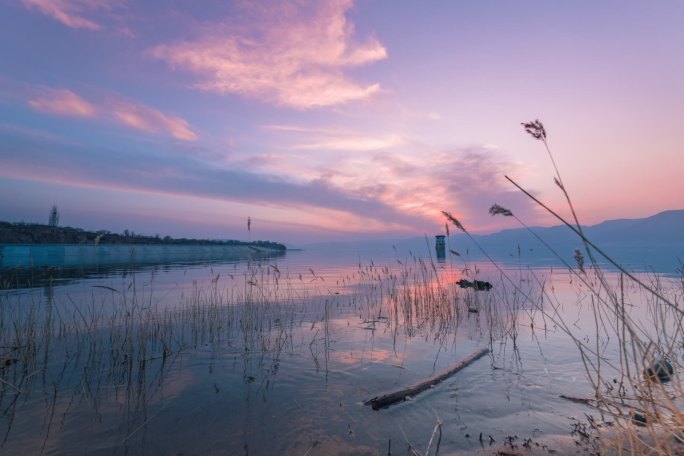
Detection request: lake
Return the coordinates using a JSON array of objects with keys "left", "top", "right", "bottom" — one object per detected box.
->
[{"left": 1, "top": 241, "right": 682, "bottom": 455}]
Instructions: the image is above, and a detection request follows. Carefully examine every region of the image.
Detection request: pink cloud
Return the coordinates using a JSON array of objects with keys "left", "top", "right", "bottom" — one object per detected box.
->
[
  {"left": 26, "top": 87, "right": 198, "bottom": 141},
  {"left": 21, "top": 0, "right": 116, "bottom": 30},
  {"left": 109, "top": 99, "right": 198, "bottom": 141},
  {"left": 339, "top": 148, "right": 525, "bottom": 231},
  {"left": 256, "top": 121, "right": 542, "bottom": 231},
  {"left": 28, "top": 88, "right": 97, "bottom": 118},
  {"left": 151, "top": 0, "right": 387, "bottom": 109},
  {"left": 292, "top": 133, "right": 404, "bottom": 151}
]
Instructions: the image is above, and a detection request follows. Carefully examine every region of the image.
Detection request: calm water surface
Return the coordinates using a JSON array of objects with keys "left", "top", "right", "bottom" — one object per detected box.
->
[{"left": 1, "top": 243, "right": 681, "bottom": 455}]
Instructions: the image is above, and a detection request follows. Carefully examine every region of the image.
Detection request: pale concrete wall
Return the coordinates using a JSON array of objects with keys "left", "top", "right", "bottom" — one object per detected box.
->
[{"left": 0, "top": 244, "right": 284, "bottom": 268}]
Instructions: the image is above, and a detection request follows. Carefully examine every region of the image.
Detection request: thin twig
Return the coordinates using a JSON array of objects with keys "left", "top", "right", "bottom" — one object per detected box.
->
[
  {"left": 122, "top": 401, "right": 171, "bottom": 442},
  {"left": 0, "top": 377, "right": 22, "bottom": 393}
]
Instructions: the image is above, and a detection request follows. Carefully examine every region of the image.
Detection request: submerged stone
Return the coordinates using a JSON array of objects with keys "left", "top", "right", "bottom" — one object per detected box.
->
[
  {"left": 631, "top": 411, "right": 647, "bottom": 426},
  {"left": 456, "top": 279, "right": 493, "bottom": 290},
  {"left": 644, "top": 359, "right": 674, "bottom": 382}
]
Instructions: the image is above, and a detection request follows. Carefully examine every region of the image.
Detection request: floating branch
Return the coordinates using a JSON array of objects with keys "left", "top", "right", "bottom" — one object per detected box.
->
[
  {"left": 365, "top": 347, "right": 490, "bottom": 410},
  {"left": 559, "top": 395, "right": 596, "bottom": 405}
]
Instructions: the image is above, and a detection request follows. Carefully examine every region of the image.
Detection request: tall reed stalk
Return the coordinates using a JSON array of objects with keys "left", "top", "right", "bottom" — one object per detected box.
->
[{"left": 443, "top": 119, "right": 684, "bottom": 454}]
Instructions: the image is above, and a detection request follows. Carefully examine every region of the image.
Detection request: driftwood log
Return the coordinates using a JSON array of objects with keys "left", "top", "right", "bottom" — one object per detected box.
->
[{"left": 365, "top": 347, "right": 490, "bottom": 410}]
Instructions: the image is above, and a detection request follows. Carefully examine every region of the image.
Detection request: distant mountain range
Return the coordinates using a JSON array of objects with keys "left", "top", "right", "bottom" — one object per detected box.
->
[
  {"left": 480, "top": 209, "right": 684, "bottom": 247},
  {"left": 305, "top": 210, "right": 684, "bottom": 274},
  {"left": 466, "top": 209, "right": 684, "bottom": 272}
]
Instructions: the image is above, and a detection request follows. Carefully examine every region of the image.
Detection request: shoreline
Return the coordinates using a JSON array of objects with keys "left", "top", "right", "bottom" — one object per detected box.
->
[
  {"left": 0, "top": 220, "right": 286, "bottom": 249},
  {"left": 0, "top": 243, "right": 286, "bottom": 269}
]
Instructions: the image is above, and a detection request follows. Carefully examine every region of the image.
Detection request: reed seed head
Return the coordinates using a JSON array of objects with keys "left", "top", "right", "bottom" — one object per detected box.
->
[
  {"left": 489, "top": 204, "right": 513, "bottom": 217},
  {"left": 522, "top": 119, "right": 546, "bottom": 140},
  {"left": 441, "top": 211, "right": 465, "bottom": 232},
  {"left": 554, "top": 177, "right": 564, "bottom": 190}
]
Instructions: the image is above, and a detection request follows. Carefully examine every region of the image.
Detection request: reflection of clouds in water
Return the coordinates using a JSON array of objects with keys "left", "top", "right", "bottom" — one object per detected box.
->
[
  {"left": 115, "top": 367, "right": 195, "bottom": 406},
  {"left": 334, "top": 343, "right": 400, "bottom": 366},
  {"left": 4, "top": 246, "right": 675, "bottom": 455},
  {"left": 1, "top": 355, "right": 195, "bottom": 455},
  {"left": 282, "top": 434, "right": 378, "bottom": 456}
]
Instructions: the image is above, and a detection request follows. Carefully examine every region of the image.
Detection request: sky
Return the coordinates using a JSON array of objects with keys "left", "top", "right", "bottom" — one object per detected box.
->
[{"left": 1, "top": 0, "right": 682, "bottom": 245}]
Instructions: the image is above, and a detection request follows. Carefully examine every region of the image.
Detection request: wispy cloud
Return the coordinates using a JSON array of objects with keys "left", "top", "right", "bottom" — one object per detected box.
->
[
  {"left": 0, "top": 126, "right": 426, "bottom": 232},
  {"left": 26, "top": 87, "right": 198, "bottom": 141},
  {"left": 251, "top": 124, "right": 541, "bottom": 231},
  {"left": 425, "top": 149, "right": 540, "bottom": 231},
  {"left": 28, "top": 88, "right": 97, "bottom": 118},
  {"left": 0, "top": 118, "right": 540, "bottom": 238},
  {"left": 262, "top": 124, "right": 341, "bottom": 134},
  {"left": 293, "top": 134, "right": 404, "bottom": 151},
  {"left": 109, "top": 98, "right": 198, "bottom": 141},
  {"left": 21, "top": 0, "right": 117, "bottom": 30},
  {"left": 261, "top": 124, "right": 405, "bottom": 152},
  {"left": 317, "top": 146, "right": 540, "bottom": 232},
  {"left": 151, "top": 0, "right": 387, "bottom": 109}
]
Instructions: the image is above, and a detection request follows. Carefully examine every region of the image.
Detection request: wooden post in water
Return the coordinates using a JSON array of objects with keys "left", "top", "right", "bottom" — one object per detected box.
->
[{"left": 435, "top": 234, "right": 446, "bottom": 261}]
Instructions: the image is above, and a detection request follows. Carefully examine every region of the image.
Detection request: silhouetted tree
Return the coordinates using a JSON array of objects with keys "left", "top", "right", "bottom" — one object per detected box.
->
[
  {"left": 48, "top": 205, "right": 60, "bottom": 227},
  {"left": 247, "top": 216, "right": 252, "bottom": 242}
]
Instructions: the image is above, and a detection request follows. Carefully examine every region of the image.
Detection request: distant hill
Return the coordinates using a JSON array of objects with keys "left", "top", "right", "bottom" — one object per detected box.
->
[
  {"left": 467, "top": 210, "right": 684, "bottom": 272},
  {"left": 303, "top": 210, "right": 684, "bottom": 273},
  {"left": 587, "top": 210, "right": 684, "bottom": 245},
  {"left": 477, "top": 210, "right": 683, "bottom": 247}
]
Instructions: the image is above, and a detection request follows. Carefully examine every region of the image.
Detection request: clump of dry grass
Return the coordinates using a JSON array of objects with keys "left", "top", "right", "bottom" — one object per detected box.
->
[{"left": 466, "top": 119, "right": 684, "bottom": 455}]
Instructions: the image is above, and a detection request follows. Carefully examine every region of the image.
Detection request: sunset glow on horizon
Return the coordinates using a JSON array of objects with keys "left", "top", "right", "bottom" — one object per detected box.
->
[{"left": 1, "top": 1, "right": 683, "bottom": 244}]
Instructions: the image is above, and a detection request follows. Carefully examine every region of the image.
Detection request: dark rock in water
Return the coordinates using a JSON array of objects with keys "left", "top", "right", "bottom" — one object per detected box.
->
[
  {"left": 1, "top": 358, "right": 19, "bottom": 368},
  {"left": 456, "top": 279, "right": 493, "bottom": 291},
  {"left": 644, "top": 359, "right": 674, "bottom": 382},
  {"left": 631, "top": 410, "right": 647, "bottom": 426}
]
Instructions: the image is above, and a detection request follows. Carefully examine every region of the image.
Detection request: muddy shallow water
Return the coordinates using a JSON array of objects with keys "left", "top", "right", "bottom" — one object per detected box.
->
[{"left": 1, "top": 243, "right": 681, "bottom": 455}]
